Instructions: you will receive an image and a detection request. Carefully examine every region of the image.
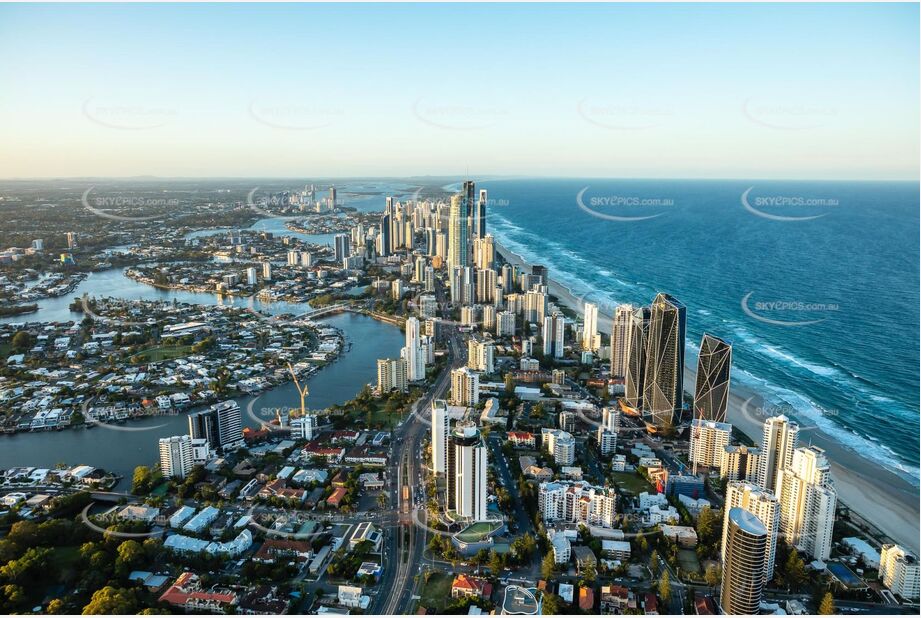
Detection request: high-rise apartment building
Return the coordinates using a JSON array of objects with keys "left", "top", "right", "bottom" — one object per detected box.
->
[
  {"left": 758, "top": 415, "right": 800, "bottom": 494},
  {"left": 541, "top": 428, "right": 575, "bottom": 465},
  {"left": 451, "top": 367, "right": 480, "bottom": 406},
  {"left": 689, "top": 419, "right": 733, "bottom": 471},
  {"left": 447, "top": 423, "right": 488, "bottom": 521},
  {"left": 542, "top": 312, "right": 565, "bottom": 358},
  {"left": 694, "top": 334, "right": 733, "bottom": 423},
  {"left": 610, "top": 304, "right": 634, "bottom": 378},
  {"left": 721, "top": 445, "right": 762, "bottom": 483},
  {"left": 776, "top": 446, "right": 837, "bottom": 561},
  {"left": 596, "top": 406, "right": 620, "bottom": 456},
  {"left": 159, "top": 435, "right": 194, "bottom": 479},
  {"left": 468, "top": 338, "right": 495, "bottom": 374},
  {"left": 643, "top": 293, "right": 686, "bottom": 431},
  {"left": 377, "top": 358, "right": 408, "bottom": 393},
  {"left": 624, "top": 306, "right": 650, "bottom": 410},
  {"left": 403, "top": 317, "right": 425, "bottom": 382},
  {"left": 582, "top": 302, "right": 599, "bottom": 352},
  {"left": 721, "top": 508, "right": 768, "bottom": 615},
  {"left": 188, "top": 401, "right": 243, "bottom": 452},
  {"left": 722, "top": 481, "right": 780, "bottom": 582},
  {"left": 448, "top": 194, "right": 469, "bottom": 270},
  {"left": 880, "top": 544, "right": 920, "bottom": 601}
]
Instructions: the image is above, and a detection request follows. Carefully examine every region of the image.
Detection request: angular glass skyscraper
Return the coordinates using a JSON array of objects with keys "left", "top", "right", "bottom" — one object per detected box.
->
[
  {"left": 624, "top": 306, "right": 650, "bottom": 410},
  {"left": 694, "top": 333, "right": 732, "bottom": 423},
  {"left": 643, "top": 293, "right": 686, "bottom": 431}
]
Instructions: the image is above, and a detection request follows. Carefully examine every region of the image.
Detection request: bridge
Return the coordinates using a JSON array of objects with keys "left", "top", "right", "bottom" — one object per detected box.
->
[{"left": 297, "top": 303, "right": 406, "bottom": 327}]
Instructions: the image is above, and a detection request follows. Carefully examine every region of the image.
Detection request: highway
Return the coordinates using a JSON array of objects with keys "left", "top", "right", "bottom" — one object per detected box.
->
[{"left": 375, "top": 324, "right": 465, "bottom": 615}]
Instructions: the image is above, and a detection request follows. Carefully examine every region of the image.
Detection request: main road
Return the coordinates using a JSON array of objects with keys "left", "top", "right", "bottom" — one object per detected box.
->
[{"left": 376, "top": 325, "right": 466, "bottom": 615}]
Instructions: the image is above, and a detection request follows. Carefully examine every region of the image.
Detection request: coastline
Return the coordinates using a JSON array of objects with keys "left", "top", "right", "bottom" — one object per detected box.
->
[{"left": 495, "top": 239, "right": 920, "bottom": 555}]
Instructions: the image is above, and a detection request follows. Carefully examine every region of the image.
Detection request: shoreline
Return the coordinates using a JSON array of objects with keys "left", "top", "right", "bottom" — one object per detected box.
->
[{"left": 495, "top": 239, "right": 920, "bottom": 554}]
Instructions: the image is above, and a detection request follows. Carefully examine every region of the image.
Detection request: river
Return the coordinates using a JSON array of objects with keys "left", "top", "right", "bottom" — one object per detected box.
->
[{"left": 0, "top": 246, "right": 405, "bottom": 487}]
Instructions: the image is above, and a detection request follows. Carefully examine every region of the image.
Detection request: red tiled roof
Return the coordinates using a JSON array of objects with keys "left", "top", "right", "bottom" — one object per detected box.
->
[{"left": 158, "top": 572, "right": 236, "bottom": 608}]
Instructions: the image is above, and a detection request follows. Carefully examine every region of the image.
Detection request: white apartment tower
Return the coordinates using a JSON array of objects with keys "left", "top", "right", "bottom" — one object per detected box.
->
[
  {"left": 447, "top": 423, "right": 488, "bottom": 521},
  {"left": 758, "top": 415, "right": 799, "bottom": 494},
  {"left": 880, "top": 544, "right": 920, "bottom": 601},
  {"left": 582, "top": 302, "right": 600, "bottom": 352},
  {"left": 689, "top": 419, "right": 733, "bottom": 471},
  {"left": 403, "top": 317, "right": 425, "bottom": 382},
  {"left": 468, "top": 339, "right": 495, "bottom": 374},
  {"left": 722, "top": 481, "right": 780, "bottom": 582},
  {"left": 451, "top": 367, "right": 480, "bottom": 406},
  {"left": 159, "top": 435, "right": 194, "bottom": 479},
  {"left": 776, "top": 446, "right": 837, "bottom": 561}
]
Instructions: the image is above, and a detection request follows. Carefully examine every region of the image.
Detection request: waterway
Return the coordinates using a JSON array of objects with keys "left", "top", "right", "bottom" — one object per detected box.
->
[{"left": 0, "top": 252, "right": 404, "bottom": 487}]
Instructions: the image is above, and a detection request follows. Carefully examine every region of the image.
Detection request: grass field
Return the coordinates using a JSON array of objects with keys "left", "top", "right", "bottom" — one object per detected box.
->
[
  {"left": 131, "top": 344, "right": 194, "bottom": 363},
  {"left": 611, "top": 471, "right": 655, "bottom": 495},
  {"left": 418, "top": 571, "right": 453, "bottom": 613}
]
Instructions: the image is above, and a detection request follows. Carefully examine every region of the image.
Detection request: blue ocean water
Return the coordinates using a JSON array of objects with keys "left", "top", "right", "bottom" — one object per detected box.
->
[{"left": 479, "top": 178, "right": 920, "bottom": 483}]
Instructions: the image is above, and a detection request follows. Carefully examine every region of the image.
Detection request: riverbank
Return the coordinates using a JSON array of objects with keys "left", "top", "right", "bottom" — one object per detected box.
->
[{"left": 495, "top": 238, "right": 920, "bottom": 555}]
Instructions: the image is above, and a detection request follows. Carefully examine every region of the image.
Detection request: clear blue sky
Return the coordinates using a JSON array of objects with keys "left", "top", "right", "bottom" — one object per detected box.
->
[{"left": 1, "top": 3, "right": 917, "bottom": 179}]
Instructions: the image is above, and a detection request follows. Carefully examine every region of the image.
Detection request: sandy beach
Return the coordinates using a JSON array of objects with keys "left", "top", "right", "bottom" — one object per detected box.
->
[{"left": 496, "top": 239, "right": 920, "bottom": 555}]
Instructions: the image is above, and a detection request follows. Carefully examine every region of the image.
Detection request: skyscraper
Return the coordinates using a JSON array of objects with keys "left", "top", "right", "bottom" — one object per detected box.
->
[
  {"left": 610, "top": 304, "right": 634, "bottom": 378},
  {"left": 582, "top": 302, "right": 599, "bottom": 352},
  {"left": 474, "top": 188, "right": 488, "bottom": 239},
  {"left": 643, "top": 293, "right": 686, "bottom": 431},
  {"left": 448, "top": 194, "right": 469, "bottom": 270},
  {"left": 431, "top": 399, "right": 449, "bottom": 476},
  {"left": 403, "top": 317, "right": 425, "bottom": 382},
  {"left": 722, "top": 481, "right": 780, "bottom": 582},
  {"left": 542, "top": 312, "right": 565, "bottom": 358},
  {"left": 159, "top": 435, "right": 194, "bottom": 479},
  {"left": 188, "top": 401, "right": 243, "bottom": 452},
  {"left": 758, "top": 415, "right": 799, "bottom": 494},
  {"left": 776, "top": 446, "right": 837, "bottom": 561},
  {"left": 451, "top": 367, "right": 480, "bottom": 406},
  {"left": 447, "top": 423, "right": 488, "bottom": 521},
  {"left": 721, "top": 508, "right": 768, "bottom": 615},
  {"left": 377, "top": 358, "right": 408, "bottom": 393},
  {"left": 623, "top": 307, "right": 650, "bottom": 410},
  {"left": 694, "top": 334, "right": 732, "bottom": 423}
]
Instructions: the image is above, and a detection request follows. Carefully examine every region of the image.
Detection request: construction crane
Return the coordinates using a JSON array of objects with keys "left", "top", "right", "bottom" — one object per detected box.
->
[
  {"left": 691, "top": 407, "right": 704, "bottom": 476},
  {"left": 287, "top": 362, "right": 309, "bottom": 418}
]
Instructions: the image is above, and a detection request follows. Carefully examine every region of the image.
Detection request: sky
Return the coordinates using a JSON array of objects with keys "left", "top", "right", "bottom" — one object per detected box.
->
[{"left": 0, "top": 2, "right": 918, "bottom": 180}]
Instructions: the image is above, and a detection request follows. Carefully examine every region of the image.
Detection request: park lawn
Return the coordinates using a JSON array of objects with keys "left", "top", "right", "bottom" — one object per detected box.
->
[
  {"left": 418, "top": 571, "right": 454, "bottom": 613},
  {"left": 611, "top": 471, "right": 655, "bottom": 495},
  {"left": 50, "top": 545, "right": 83, "bottom": 583},
  {"left": 131, "top": 344, "right": 194, "bottom": 363}
]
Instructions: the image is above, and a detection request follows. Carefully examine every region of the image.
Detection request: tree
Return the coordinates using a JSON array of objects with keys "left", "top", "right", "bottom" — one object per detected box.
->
[
  {"left": 46, "top": 599, "right": 65, "bottom": 614},
  {"left": 541, "top": 592, "right": 561, "bottom": 615},
  {"left": 81, "top": 586, "right": 137, "bottom": 615},
  {"left": 783, "top": 550, "right": 808, "bottom": 590},
  {"left": 817, "top": 592, "right": 835, "bottom": 615},
  {"left": 649, "top": 550, "right": 659, "bottom": 576},
  {"left": 704, "top": 564, "right": 721, "bottom": 587},
  {"left": 541, "top": 551, "right": 557, "bottom": 580},
  {"left": 581, "top": 561, "right": 597, "bottom": 584},
  {"left": 696, "top": 506, "right": 717, "bottom": 544},
  {"left": 131, "top": 466, "right": 154, "bottom": 495},
  {"left": 115, "top": 540, "right": 144, "bottom": 575},
  {"left": 658, "top": 571, "right": 672, "bottom": 603},
  {"left": 488, "top": 550, "right": 503, "bottom": 575},
  {"left": 11, "top": 331, "right": 31, "bottom": 350}
]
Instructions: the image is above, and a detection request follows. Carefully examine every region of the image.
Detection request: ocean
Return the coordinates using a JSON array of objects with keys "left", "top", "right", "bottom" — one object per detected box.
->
[{"left": 476, "top": 178, "right": 920, "bottom": 484}]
